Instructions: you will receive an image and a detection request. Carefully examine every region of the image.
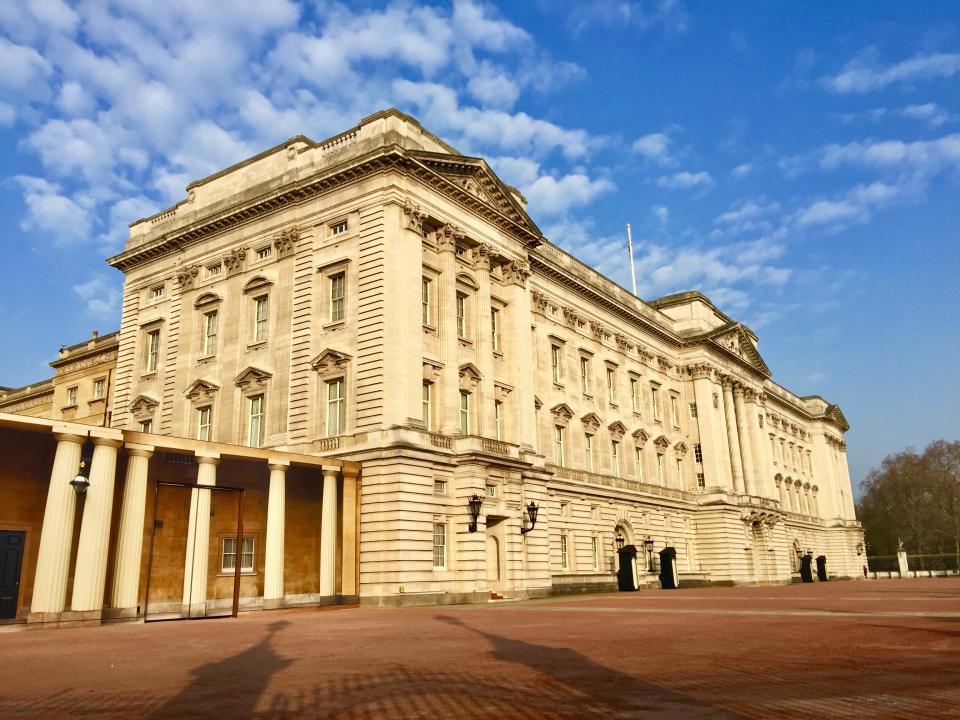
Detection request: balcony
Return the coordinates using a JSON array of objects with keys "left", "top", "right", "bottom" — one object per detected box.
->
[{"left": 545, "top": 463, "right": 692, "bottom": 501}]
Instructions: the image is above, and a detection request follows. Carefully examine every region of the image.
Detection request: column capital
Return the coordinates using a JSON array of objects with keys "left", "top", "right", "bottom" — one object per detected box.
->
[
  {"left": 53, "top": 431, "right": 87, "bottom": 445},
  {"left": 92, "top": 436, "right": 124, "bottom": 449},
  {"left": 341, "top": 466, "right": 360, "bottom": 480},
  {"left": 125, "top": 444, "right": 154, "bottom": 459},
  {"left": 196, "top": 453, "right": 220, "bottom": 466},
  {"left": 267, "top": 458, "right": 290, "bottom": 472},
  {"left": 321, "top": 464, "right": 342, "bottom": 478}
]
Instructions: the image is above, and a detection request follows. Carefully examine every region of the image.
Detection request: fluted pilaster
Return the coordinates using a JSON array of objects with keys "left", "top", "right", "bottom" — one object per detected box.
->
[{"left": 112, "top": 445, "right": 154, "bottom": 610}]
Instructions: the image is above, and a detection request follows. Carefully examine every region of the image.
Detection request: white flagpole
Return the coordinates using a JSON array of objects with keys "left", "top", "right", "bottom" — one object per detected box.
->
[{"left": 626, "top": 223, "right": 638, "bottom": 297}]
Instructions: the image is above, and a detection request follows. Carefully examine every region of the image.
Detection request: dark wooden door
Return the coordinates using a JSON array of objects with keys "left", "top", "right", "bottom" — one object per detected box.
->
[{"left": 0, "top": 531, "right": 26, "bottom": 619}]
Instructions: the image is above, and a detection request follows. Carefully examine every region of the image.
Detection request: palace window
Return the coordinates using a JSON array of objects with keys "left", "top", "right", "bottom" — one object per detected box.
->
[
  {"left": 421, "top": 277, "right": 432, "bottom": 325},
  {"left": 580, "top": 357, "right": 591, "bottom": 394},
  {"left": 139, "top": 419, "right": 153, "bottom": 433},
  {"left": 696, "top": 472, "right": 705, "bottom": 489},
  {"left": 145, "top": 329, "right": 160, "bottom": 372},
  {"left": 330, "top": 220, "right": 348, "bottom": 236},
  {"left": 248, "top": 394, "right": 265, "bottom": 448},
  {"left": 66, "top": 386, "right": 78, "bottom": 407},
  {"left": 151, "top": 285, "right": 164, "bottom": 299},
  {"left": 206, "top": 263, "right": 222, "bottom": 278},
  {"left": 676, "top": 458, "right": 683, "bottom": 486},
  {"left": 554, "top": 425, "right": 565, "bottom": 466},
  {"left": 635, "top": 446, "right": 644, "bottom": 481},
  {"left": 256, "top": 246, "right": 271, "bottom": 260},
  {"left": 93, "top": 378, "right": 105, "bottom": 400},
  {"left": 591, "top": 536, "right": 600, "bottom": 570},
  {"left": 551, "top": 345, "right": 562, "bottom": 383},
  {"left": 486, "top": 484, "right": 497, "bottom": 498},
  {"left": 689, "top": 402, "right": 698, "bottom": 418},
  {"left": 252, "top": 295, "right": 269, "bottom": 342},
  {"left": 611, "top": 440, "right": 620, "bottom": 478},
  {"left": 329, "top": 272, "right": 345, "bottom": 323},
  {"left": 197, "top": 406, "right": 212, "bottom": 442},
  {"left": 456, "top": 293, "right": 467, "bottom": 338},
  {"left": 560, "top": 533, "right": 569, "bottom": 570},
  {"left": 606, "top": 368, "right": 616, "bottom": 404},
  {"left": 584, "top": 433, "right": 594, "bottom": 472},
  {"left": 433, "top": 479, "right": 447, "bottom": 495},
  {"left": 491, "top": 308, "right": 501, "bottom": 351},
  {"left": 651, "top": 385, "right": 661, "bottom": 420},
  {"left": 459, "top": 390, "right": 470, "bottom": 434},
  {"left": 694, "top": 443, "right": 703, "bottom": 464},
  {"left": 222, "top": 537, "right": 255, "bottom": 573},
  {"left": 202, "top": 310, "right": 218, "bottom": 357},
  {"left": 670, "top": 394, "right": 681, "bottom": 429},
  {"left": 656, "top": 453, "right": 665, "bottom": 485},
  {"left": 630, "top": 379, "right": 639, "bottom": 413},
  {"left": 325, "top": 378, "right": 345, "bottom": 437},
  {"left": 494, "top": 400, "right": 503, "bottom": 440},
  {"left": 770, "top": 435, "right": 777, "bottom": 464},
  {"left": 422, "top": 381, "right": 432, "bottom": 431},
  {"left": 432, "top": 521, "right": 447, "bottom": 569}
]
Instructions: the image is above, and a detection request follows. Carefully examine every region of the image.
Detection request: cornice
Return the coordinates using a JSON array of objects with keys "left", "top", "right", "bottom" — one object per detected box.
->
[{"left": 109, "top": 146, "right": 543, "bottom": 273}]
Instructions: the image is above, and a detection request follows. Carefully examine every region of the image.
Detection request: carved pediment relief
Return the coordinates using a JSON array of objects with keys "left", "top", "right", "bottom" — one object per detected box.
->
[
  {"left": 673, "top": 441, "right": 688, "bottom": 456},
  {"left": 222, "top": 247, "right": 247, "bottom": 275},
  {"left": 184, "top": 379, "right": 219, "bottom": 402},
  {"left": 423, "top": 359, "right": 443, "bottom": 382},
  {"left": 534, "top": 395, "right": 543, "bottom": 410},
  {"left": 243, "top": 275, "right": 273, "bottom": 294},
  {"left": 273, "top": 226, "right": 300, "bottom": 259},
  {"left": 459, "top": 362, "right": 482, "bottom": 391},
  {"left": 311, "top": 349, "right": 352, "bottom": 375},
  {"left": 607, "top": 421, "right": 628, "bottom": 440},
  {"left": 176, "top": 263, "right": 201, "bottom": 290},
  {"left": 130, "top": 394, "right": 159, "bottom": 417},
  {"left": 494, "top": 382, "right": 513, "bottom": 403},
  {"left": 632, "top": 427, "right": 651, "bottom": 446},
  {"left": 550, "top": 403, "right": 575, "bottom": 427},
  {"left": 234, "top": 366, "right": 272, "bottom": 392},
  {"left": 825, "top": 404, "right": 850, "bottom": 432},
  {"left": 194, "top": 292, "right": 222, "bottom": 308},
  {"left": 652, "top": 434, "right": 671, "bottom": 451},
  {"left": 707, "top": 324, "right": 771, "bottom": 377},
  {"left": 580, "top": 412, "right": 602, "bottom": 433}
]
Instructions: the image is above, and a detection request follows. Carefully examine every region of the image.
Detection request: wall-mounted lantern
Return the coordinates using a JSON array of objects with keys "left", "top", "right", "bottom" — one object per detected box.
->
[
  {"left": 643, "top": 536, "right": 656, "bottom": 572},
  {"left": 520, "top": 501, "right": 539, "bottom": 535},
  {"left": 467, "top": 494, "right": 483, "bottom": 533},
  {"left": 69, "top": 438, "right": 95, "bottom": 496}
]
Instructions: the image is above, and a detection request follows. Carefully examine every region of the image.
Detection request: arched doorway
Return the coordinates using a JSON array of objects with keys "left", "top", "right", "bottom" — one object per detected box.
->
[{"left": 486, "top": 534, "right": 501, "bottom": 582}]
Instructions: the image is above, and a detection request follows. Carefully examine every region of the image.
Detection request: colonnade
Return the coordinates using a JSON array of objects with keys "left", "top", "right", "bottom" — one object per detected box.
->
[
  {"left": 29, "top": 428, "right": 358, "bottom": 621},
  {"left": 717, "top": 377, "right": 770, "bottom": 499}
]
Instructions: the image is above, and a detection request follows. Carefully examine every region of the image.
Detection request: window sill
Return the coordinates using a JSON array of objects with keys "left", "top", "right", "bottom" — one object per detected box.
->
[
  {"left": 458, "top": 337, "right": 473, "bottom": 348},
  {"left": 553, "top": 382, "right": 565, "bottom": 391},
  {"left": 247, "top": 341, "right": 268, "bottom": 350},
  {"left": 140, "top": 372, "right": 158, "bottom": 381},
  {"left": 492, "top": 350, "right": 503, "bottom": 360},
  {"left": 582, "top": 392, "right": 593, "bottom": 401},
  {"left": 217, "top": 571, "right": 257, "bottom": 577},
  {"left": 632, "top": 411, "right": 642, "bottom": 418},
  {"left": 61, "top": 404, "right": 78, "bottom": 410},
  {"left": 197, "top": 355, "right": 216, "bottom": 365},
  {"left": 423, "top": 323, "right": 438, "bottom": 335},
  {"left": 323, "top": 320, "right": 346, "bottom": 331},
  {"left": 87, "top": 398, "right": 105, "bottom": 406},
  {"left": 609, "top": 402, "right": 619, "bottom": 410}
]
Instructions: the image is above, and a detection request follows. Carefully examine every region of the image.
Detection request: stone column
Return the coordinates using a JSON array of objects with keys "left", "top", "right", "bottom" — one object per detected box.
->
[
  {"left": 474, "top": 244, "right": 496, "bottom": 436},
  {"left": 112, "top": 444, "right": 154, "bottom": 611},
  {"left": 31, "top": 431, "right": 85, "bottom": 614},
  {"left": 182, "top": 454, "right": 218, "bottom": 615},
  {"left": 721, "top": 379, "right": 745, "bottom": 494},
  {"left": 319, "top": 465, "right": 339, "bottom": 596},
  {"left": 810, "top": 488, "right": 820, "bottom": 518},
  {"left": 502, "top": 258, "right": 535, "bottom": 451},
  {"left": 733, "top": 384, "right": 756, "bottom": 496},
  {"left": 263, "top": 459, "right": 288, "bottom": 606},
  {"left": 340, "top": 467, "right": 360, "bottom": 597},
  {"left": 691, "top": 369, "right": 730, "bottom": 490},
  {"left": 71, "top": 435, "right": 123, "bottom": 612},
  {"left": 838, "top": 443, "right": 856, "bottom": 518},
  {"left": 436, "top": 225, "right": 462, "bottom": 434},
  {"left": 745, "top": 391, "right": 771, "bottom": 498}
]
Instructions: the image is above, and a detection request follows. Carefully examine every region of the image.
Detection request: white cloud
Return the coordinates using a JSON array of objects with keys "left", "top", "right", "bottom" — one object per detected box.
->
[
  {"left": 0, "top": 37, "right": 52, "bottom": 99},
  {"left": 898, "top": 102, "right": 952, "bottom": 127},
  {"left": 791, "top": 180, "right": 905, "bottom": 231},
  {"left": 731, "top": 163, "right": 752, "bottom": 178},
  {"left": 467, "top": 63, "right": 520, "bottom": 108},
  {"left": 821, "top": 50, "right": 960, "bottom": 94},
  {"left": 653, "top": 205, "right": 669, "bottom": 224},
  {"left": 72, "top": 275, "right": 121, "bottom": 321},
  {"left": 16, "top": 176, "right": 92, "bottom": 244},
  {"left": 656, "top": 170, "right": 712, "bottom": 189},
  {"left": 0, "top": 102, "right": 14, "bottom": 126},
  {"left": 632, "top": 132, "right": 674, "bottom": 165},
  {"left": 568, "top": 0, "right": 688, "bottom": 35},
  {"left": 488, "top": 156, "right": 542, "bottom": 187},
  {"left": 523, "top": 173, "right": 615, "bottom": 216},
  {"left": 820, "top": 134, "right": 960, "bottom": 175},
  {"left": 715, "top": 199, "right": 779, "bottom": 225}
]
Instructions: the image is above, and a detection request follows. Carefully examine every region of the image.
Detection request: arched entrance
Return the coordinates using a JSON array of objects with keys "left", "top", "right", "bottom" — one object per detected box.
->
[{"left": 486, "top": 535, "right": 501, "bottom": 582}]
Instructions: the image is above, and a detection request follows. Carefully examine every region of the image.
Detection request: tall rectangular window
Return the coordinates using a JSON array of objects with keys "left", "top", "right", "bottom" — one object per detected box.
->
[
  {"left": 630, "top": 379, "right": 639, "bottom": 412},
  {"left": 651, "top": 385, "right": 660, "bottom": 420},
  {"left": 145, "top": 329, "right": 160, "bottom": 372},
  {"left": 676, "top": 458, "right": 683, "bottom": 486},
  {"left": 203, "top": 310, "right": 218, "bottom": 356},
  {"left": 551, "top": 345, "right": 561, "bottom": 383},
  {"left": 197, "top": 406, "right": 212, "bottom": 441},
  {"left": 584, "top": 434, "right": 594, "bottom": 471},
  {"left": 697, "top": 472, "right": 706, "bottom": 489},
  {"left": 770, "top": 435, "right": 777, "bottom": 464},
  {"left": 580, "top": 357, "right": 590, "bottom": 394},
  {"left": 554, "top": 425, "right": 565, "bottom": 466},
  {"left": 694, "top": 443, "right": 703, "bottom": 463},
  {"left": 432, "top": 521, "right": 446, "bottom": 569},
  {"left": 670, "top": 395, "right": 681, "bottom": 428},
  {"left": 253, "top": 296, "right": 269, "bottom": 342},
  {"left": 222, "top": 537, "right": 255, "bottom": 573},
  {"left": 606, "top": 368, "right": 616, "bottom": 403},
  {"left": 421, "top": 278, "right": 431, "bottom": 325},
  {"left": 329, "top": 272, "right": 345, "bottom": 323},
  {"left": 560, "top": 533, "right": 569, "bottom": 570},
  {"left": 494, "top": 400, "right": 503, "bottom": 440},
  {"left": 689, "top": 402, "right": 698, "bottom": 418},
  {"left": 248, "top": 394, "right": 264, "bottom": 448},
  {"left": 67, "top": 386, "right": 78, "bottom": 406},
  {"left": 459, "top": 391, "right": 470, "bottom": 434},
  {"left": 591, "top": 536, "right": 599, "bottom": 570},
  {"left": 456, "top": 294, "right": 466, "bottom": 338},
  {"left": 325, "top": 379, "right": 345, "bottom": 437},
  {"left": 422, "top": 381, "right": 432, "bottom": 430},
  {"left": 611, "top": 441, "right": 620, "bottom": 478},
  {"left": 656, "top": 453, "right": 664, "bottom": 485},
  {"left": 635, "top": 446, "right": 644, "bottom": 481},
  {"left": 491, "top": 308, "right": 501, "bottom": 351},
  {"left": 93, "top": 378, "right": 105, "bottom": 400}
]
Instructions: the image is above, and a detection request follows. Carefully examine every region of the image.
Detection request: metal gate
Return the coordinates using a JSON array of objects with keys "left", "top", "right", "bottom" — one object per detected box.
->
[{"left": 143, "top": 480, "right": 245, "bottom": 622}]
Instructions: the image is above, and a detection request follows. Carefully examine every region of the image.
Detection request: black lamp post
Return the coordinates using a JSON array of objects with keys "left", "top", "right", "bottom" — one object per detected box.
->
[
  {"left": 69, "top": 438, "right": 94, "bottom": 496},
  {"left": 856, "top": 542, "right": 864, "bottom": 556},
  {"left": 643, "top": 535, "right": 655, "bottom": 572},
  {"left": 467, "top": 494, "right": 483, "bottom": 533},
  {"left": 520, "top": 501, "right": 539, "bottom": 535},
  {"left": 615, "top": 532, "right": 625, "bottom": 551}
]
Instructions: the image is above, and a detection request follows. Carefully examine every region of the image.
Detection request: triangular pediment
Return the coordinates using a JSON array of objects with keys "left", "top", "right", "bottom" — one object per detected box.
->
[
  {"left": 706, "top": 324, "right": 771, "bottom": 376},
  {"left": 409, "top": 150, "right": 542, "bottom": 244},
  {"left": 550, "top": 403, "right": 574, "bottom": 420},
  {"left": 458, "top": 362, "right": 482, "bottom": 380},
  {"left": 234, "top": 366, "right": 272, "bottom": 388},
  {"left": 825, "top": 404, "right": 850, "bottom": 432},
  {"left": 580, "top": 412, "right": 602, "bottom": 432},
  {"left": 184, "top": 379, "right": 219, "bottom": 400},
  {"left": 129, "top": 394, "right": 159, "bottom": 414},
  {"left": 653, "top": 434, "right": 671, "bottom": 451},
  {"left": 632, "top": 427, "right": 651, "bottom": 445},
  {"left": 674, "top": 441, "right": 688, "bottom": 456},
  {"left": 607, "top": 421, "right": 628, "bottom": 439},
  {"left": 311, "top": 348, "right": 352, "bottom": 373}
]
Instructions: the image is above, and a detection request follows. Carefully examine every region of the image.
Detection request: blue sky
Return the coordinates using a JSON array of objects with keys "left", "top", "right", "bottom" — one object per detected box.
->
[{"left": 1, "top": 0, "right": 958, "bottom": 493}]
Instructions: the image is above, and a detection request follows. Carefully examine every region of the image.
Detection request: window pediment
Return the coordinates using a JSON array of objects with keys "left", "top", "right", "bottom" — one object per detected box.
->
[
  {"left": 673, "top": 441, "right": 688, "bottom": 456},
  {"left": 194, "top": 292, "right": 222, "bottom": 308},
  {"left": 455, "top": 272, "right": 479, "bottom": 291},
  {"left": 608, "top": 421, "right": 627, "bottom": 440},
  {"left": 550, "top": 403, "right": 574, "bottom": 427},
  {"left": 459, "top": 362, "right": 482, "bottom": 391},
  {"left": 130, "top": 394, "right": 159, "bottom": 417},
  {"left": 580, "top": 412, "right": 602, "bottom": 433},
  {"left": 632, "top": 427, "right": 650, "bottom": 446},
  {"left": 184, "top": 379, "right": 219, "bottom": 402},
  {"left": 243, "top": 275, "right": 274, "bottom": 294},
  {"left": 653, "top": 434, "right": 670, "bottom": 451},
  {"left": 234, "top": 366, "right": 272, "bottom": 392},
  {"left": 311, "top": 349, "right": 352, "bottom": 375}
]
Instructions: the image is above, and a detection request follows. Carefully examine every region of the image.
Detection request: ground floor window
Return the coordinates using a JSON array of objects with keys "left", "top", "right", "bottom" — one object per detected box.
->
[
  {"left": 433, "top": 521, "right": 447, "bottom": 569},
  {"left": 222, "top": 536, "right": 255, "bottom": 573},
  {"left": 560, "top": 533, "right": 569, "bottom": 569}
]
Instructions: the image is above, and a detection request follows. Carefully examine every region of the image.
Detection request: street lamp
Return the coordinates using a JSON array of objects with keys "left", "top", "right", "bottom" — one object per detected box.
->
[
  {"left": 643, "top": 536, "right": 655, "bottom": 573},
  {"left": 615, "top": 532, "right": 625, "bottom": 551},
  {"left": 69, "top": 439, "right": 94, "bottom": 496},
  {"left": 856, "top": 542, "right": 864, "bottom": 556},
  {"left": 467, "top": 494, "right": 483, "bottom": 533},
  {"left": 520, "top": 501, "right": 539, "bottom": 535}
]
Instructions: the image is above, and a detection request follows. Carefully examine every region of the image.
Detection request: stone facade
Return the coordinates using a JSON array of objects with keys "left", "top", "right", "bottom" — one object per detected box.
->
[{"left": 7, "top": 108, "right": 862, "bottom": 609}]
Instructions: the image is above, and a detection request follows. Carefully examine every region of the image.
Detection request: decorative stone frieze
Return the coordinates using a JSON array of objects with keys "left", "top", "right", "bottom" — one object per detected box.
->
[
  {"left": 580, "top": 412, "right": 602, "bottom": 433},
  {"left": 550, "top": 403, "right": 574, "bottom": 427},
  {"left": 589, "top": 320, "right": 605, "bottom": 340},
  {"left": 222, "top": 247, "right": 247, "bottom": 275},
  {"left": 234, "top": 366, "right": 273, "bottom": 393},
  {"left": 530, "top": 289, "right": 549, "bottom": 313},
  {"left": 502, "top": 258, "right": 530, "bottom": 287},
  {"left": 608, "top": 421, "right": 627, "bottom": 441},
  {"left": 434, "top": 223, "right": 465, "bottom": 252},
  {"left": 273, "top": 227, "right": 300, "bottom": 259},
  {"left": 176, "top": 264, "right": 201, "bottom": 290},
  {"left": 614, "top": 333, "right": 632, "bottom": 353}
]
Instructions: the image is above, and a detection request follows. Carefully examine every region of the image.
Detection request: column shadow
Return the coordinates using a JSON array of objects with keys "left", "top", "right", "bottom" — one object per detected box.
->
[{"left": 147, "top": 620, "right": 292, "bottom": 719}]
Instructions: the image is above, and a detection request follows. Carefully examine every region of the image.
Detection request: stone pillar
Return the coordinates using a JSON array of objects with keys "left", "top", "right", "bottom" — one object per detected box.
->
[
  {"left": 71, "top": 435, "right": 123, "bottom": 613},
  {"left": 474, "top": 244, "right": 496, "bottom": 436},
  {"left": 31, "top": 432, "right": 85, "bottom": 614},
  {"left": 721, "top": 379, "right": 745, "bottom": 494},
  {"left": 692, "top": 370, "right": 730, "bottom": 490},
  {"left": 838, "top": 443, "right": 856, "bottom": 518},
  {"left": 182, "top": 454, "right": 218, "bottom": 615},
  {"left": 733, "top": 384, "right": 756, "bottom": 496},
  {"left": 263, "top": 459, "right": 288, "bottom": 606},
  {"left": 112, "top": 444, "right": 154, "bottom": 611},
  {"left": 436, "top": 225, "right": 462, "bottom": 434},
  {"left": 777, "top": 478, "right": 788, "bottom": 509},
  {"left": 340, "top": 467, "right": 360, "bottom": 597},
  {"left": 320, "top": 465, "right": 339, "bottom": 596},
  {"left": 502, "top": 258, "right": 535, "bottom": 451},
  {"left": 745, "top": 392, "right": 771, "bottom": 498}
]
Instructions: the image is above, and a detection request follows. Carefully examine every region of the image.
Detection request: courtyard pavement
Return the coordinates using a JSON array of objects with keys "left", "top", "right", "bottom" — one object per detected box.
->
[{"left": 1, "top": 578, "right": 958, "bottom": 719}]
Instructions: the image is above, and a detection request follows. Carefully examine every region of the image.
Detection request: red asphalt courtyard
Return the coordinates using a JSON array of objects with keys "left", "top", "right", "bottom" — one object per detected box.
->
[{"left": 1, "top": 578, "right": 958, "bottom": 719}]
